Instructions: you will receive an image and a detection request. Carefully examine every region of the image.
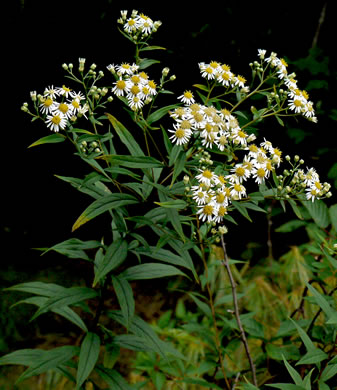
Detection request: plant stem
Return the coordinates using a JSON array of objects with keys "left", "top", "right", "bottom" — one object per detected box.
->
[
  {"left": 197, "top": 221, "right": 231, "bottom": 390},
  {"left": 220, "top": 234, "right": 258, "bottom": 387}
]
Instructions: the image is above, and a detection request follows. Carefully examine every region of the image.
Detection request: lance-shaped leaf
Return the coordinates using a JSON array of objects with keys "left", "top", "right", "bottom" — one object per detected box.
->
[
  {"left": 96, "top": 366, "right": 134, "bottom": 390},
  {"left": 28, "top": 133, "right": 66, "bottom": 148},
  {"left": 120, "top": 263, "right": 187, "bottom": 281},
  {"left": 5, "top": 281, "right": 66, "bottom": 297},
  {"left": 106, "top": 113, "right": 144, "bottom": 157},
  {"left": 16, "top": 346, "right": 79, "bottom": 384},
  {"left": 41, "top": 238, "right": 102, "bottom": 261},
  {"left": 306, "top": 283, "right": 337, "bottom": 325},
  {"left": 109, "top": 311, "right": 185, "bottom": 360},
  {"left": 100, "top": 154, "right": 163, "bottom": 169},
  {"left": 111, "top": 275, "right": 135, "bottom": 329},
  {"left": 146, "top": 104, "right": 180, "bottom": 125},
  {"left": 76, "top": 332, "right": 101, "bottom": 390},
  {"left": 12, "top": 296, "right": 88, "bottom": 333},
  {"left": 30, "top": 287, "right": 98, "bottom": 321},
  {"left": 93, "top": 239, "right": 128, "bottom": 287},
  {"left": 72, "top": 193, "right": 138, "bottom": 232}
]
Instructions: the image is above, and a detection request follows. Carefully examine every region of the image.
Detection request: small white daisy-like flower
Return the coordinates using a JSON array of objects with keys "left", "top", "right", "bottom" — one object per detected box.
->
[
  {"left": 197, "top": 203, "right": 216, "bottom": 223},
  {"left": 192, "top": 185, "right": 210, "bottom": 206},
  {"left": 252, "top": 167, "right": 268, "bottom": 185},
  {"left": 52, "top": 101, "right": 74, "bottom": 119},
  {"left": 45, "top": 112, "right": 67, "bottom": 132},
  {"left": 168, "top": 126, "right": 192, "bottom": 145},
  {"left": 146, "top": 80, "right": 157, "bottom": 96},
  {"left": 44, "top": 85, "right": 59, "bottom": 99},
  {"left": 258, "top": 49, "right": 266, "bottom": 59},
  {"left": 288, "top": 97, "right": 304, "bottom": 113},
  {"left": 196, "top": 168, "right": 217, "bottom": 187},
  {"left": 112, "top": 79, "right": 130, "bottom": 97},
  {"left": 306, "top": 187, "right": 320, "bottom": 202},
  {"left": 68, "top": 98, "right": 82, "bottom": 115},
  {"left": 116, "top": 63, "right": 135, "bottom": 75},
  {"left": 128, "top": 96, "right": 144, "bottom": 110},
  {"left": 229, "top": 182, "right": 247, "bottom": 200},
  {"left": 69, "top": 90, "right": 85, "bottom": 101},
  {"left": 231, "top": 164, "right": 251, "bottom": 182},
  {"left": 39, "top": 97, "right": 56, "bottom": 114},
  {"left": 56, "top": 85, "right": 72, "bottom": 98},
  {"left": 124, "top": 17, "right": 139, "bottom": 33},
  {"left": 213, "top": 205, "right": 228, "bottom": 223},
  {"left": 199, "top": 62, "right": 218, "bottom": 80},
  {"left": 178, "top": 90, "right": 195, "bottom": 105}
]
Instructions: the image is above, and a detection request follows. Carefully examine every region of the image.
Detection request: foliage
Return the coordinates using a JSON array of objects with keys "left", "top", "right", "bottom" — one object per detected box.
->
[{"left": 1, "top": 9, "right": 336, "bottom": 390}]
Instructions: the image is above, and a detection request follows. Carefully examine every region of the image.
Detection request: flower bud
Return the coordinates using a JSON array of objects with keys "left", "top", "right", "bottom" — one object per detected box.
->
[
  {"left": 162, "top": 67, "right": 170, "bottom": 76},
  {"left": 219, "top": 225, "right": 228, "bottom": 234}
]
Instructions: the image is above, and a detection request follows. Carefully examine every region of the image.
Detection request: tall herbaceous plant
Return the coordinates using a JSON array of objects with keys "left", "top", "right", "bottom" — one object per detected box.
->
[{"left": 2, "top": 9, "right": 336, "bottom": 390}]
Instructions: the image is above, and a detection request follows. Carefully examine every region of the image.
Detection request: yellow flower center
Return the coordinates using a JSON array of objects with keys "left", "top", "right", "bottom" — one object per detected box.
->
[
  {"left": 202, "top": 170, "right": 213, "bottom": 179},
  {"left": 218, "top": 206, "right": 227, "bottom": 217},
  {"left": 175, "top": 128, "right": 185, "bottom": 139},
  {"left": 58, "top": 103, "right": 69, "bottom": 114},
  {"left": 183, "top": 90, "right": 193, "bottom": 99},
  {"left": 44, "top": 98, "right": 53, "bottom": 107},
  {"left": 216, "top": 193, "right": 226, "bottom": 203},
  {"left": 257, "top": 168, "right": 266, "bottom": 178},
  {"left": 203, "top": 205, "right": 214, "bottom": 215},
  {"left": 180, "top": 120, "right": 192, "bottom": 129},
  {"left": 51, "top": 115, "right": 61, "bottom": 125},
  {"left": 235, "top": 167, "right": 246, "bottom": 177},
  {"left": 116, "top": 80, "right": 126, "bottom": 90}
]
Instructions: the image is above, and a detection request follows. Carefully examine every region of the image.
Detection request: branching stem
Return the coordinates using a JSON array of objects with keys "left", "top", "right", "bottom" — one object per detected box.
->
[{"left": 220, "top": 234, "right": 258, "bottom": 386}]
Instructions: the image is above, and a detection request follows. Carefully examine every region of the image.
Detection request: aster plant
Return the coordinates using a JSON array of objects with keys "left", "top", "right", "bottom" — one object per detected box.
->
[{"left": 2, "top": 9, "right": 336, "bottom": 390}]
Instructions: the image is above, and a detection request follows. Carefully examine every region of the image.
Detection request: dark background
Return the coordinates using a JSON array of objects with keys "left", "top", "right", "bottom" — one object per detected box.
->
[{"left": 2, "top": 0, "right": 335, "bottom": 299}]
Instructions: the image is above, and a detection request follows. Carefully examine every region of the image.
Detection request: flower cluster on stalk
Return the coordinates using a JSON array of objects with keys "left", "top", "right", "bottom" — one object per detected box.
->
[
  {"left": 27, "top": 85, "right": 88, "bottom": 132},
  {"left": 117, "top": 10, "right": 162, "bottom": 40},
  {"left": 259, "top": 50, "right": 317, "bottom": 122},
  {"left": 108, "top": 63, "right": 158, "bottom": 111}
]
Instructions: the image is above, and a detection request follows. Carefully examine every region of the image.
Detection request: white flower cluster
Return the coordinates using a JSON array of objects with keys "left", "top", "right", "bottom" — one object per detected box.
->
[
  {"left": 198, "top": 61, "right": 248, "bottom": 90},
  {"left": 38, "top": 86, "right": 88, "bottom": 132},
  {"left": 293, "top": 167, "right": 331, "bottom": 202},
  {"left": 259, "top": 50, "right": 317, "bottom": 122},
  {"left": 108, "top": 63, "right": 157, "bottom": 111},
  {"left": 192, "top": 139, "right": 283, "bottom": 223},
  {"left": 118, "top": 10, "right": 162, "bottom": 37},
  {"left": 168, "top": 103, "right": 255, "bottom": 149}
]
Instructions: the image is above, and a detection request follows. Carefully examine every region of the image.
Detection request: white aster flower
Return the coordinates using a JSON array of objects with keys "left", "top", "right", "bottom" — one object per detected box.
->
[
  {"left": 178, "top": 90, "right": 195, "bottom": 105},
  {"left": 45, "top": 112, "right": 67, "bottom": 132},
  {"left": 52, "top": 101, "right": 74, "bottom": 119},
  {"left": 56, "top": 85, "right": 72, "bottom": 98},
  {"left": 39, "top": 96, "right": 57, "bottom": 114},
  {"left": 168, "top": 126, "right": 192, "bottom": 145}
]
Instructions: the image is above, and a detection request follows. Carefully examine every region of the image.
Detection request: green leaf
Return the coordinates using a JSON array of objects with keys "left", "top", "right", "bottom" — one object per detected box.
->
[
  {"left": 41, "top": 238, "right": 101, "bottom": 261},
  {"left": 111, "top": 275, "right": 135, "bottom": 329},
  {"left": 16, "top": 346, "right": 79, "bottom": 384},
  {"left": 133, "top": 246, "right": 194, "bottom": 272},
  {"left": 154, "top": 199, "right": 187, "bottom": 209},
  {"left": 93, "top": 239, "right": 128, "bottom": 287},
  {"left": 288, "top": 199, "right": 304, "bottom": 220},
  {"left": 187, "top": 292, "right": 212, "bottom": 317},
  {"left": 76, "top": 332, "right": 101, "bottom": 390},
  {"left": 275, "top": 220, "right": 307, "bottom": 233},
  {"left": 193, "top": 84, "right": 210, "bottom": 92},
  {"left": 231, "top": 200, "right": 252, "bottom": 222},
  {"left": 100, "top": 154, "right": 163, "bottom": 168},
  {"left": 120, "top": 263, "right": 187, "bottom": 281},
  {"left": 106, "top": 113, "right": 144, "bottom": 157},
  {"left": 28, "top": 133, "right": 66, "bottom": 148},
  {"left": 266, "top": 344, "right": 300, "bottom": 361},
  {"left": 112, "top": 334, "right": 154, "bottom": 352},
  {"left": 12, "top": 296, "right": 88, "bottom": 333},
  {"left": 178, "top": 378, "right": 223, "bottom": 389},
  {"left": 267, "top": 385, "right": 306, "bottom": 390},
  {"left": 139, "top": 45, "right": 166, "bottom": 51},
  {"left": 146, "top": 104, "right": 179, "bottom": 125},
  {"left": 30, "top": 287, "right": 98, "bottom": 321},
  {"left": 96, "top": 366, "right": 135, "bottom": 390},
  {"left": 302, "top": 199, "right": 330, "bottom": 228},
  {"left": 289, "top": 318, "right": 316, "bottom": 351},
  {"left": 329, "top": 204, "right": 337, "bottom": 232},
  {"left": 296, "top": 349, "right": 328, "bottom": 365},
  {"left": 320, "top": 362, "right": 337, "bottom": 382},
  {"left": 282, "top": 355, "right": 304, "bottom": 386},
  {"left": 0, "top": 349, "right": 48, "bottom": 366},
  {"left": 5, "top": 281, "right": 65, "bottom": 297},
  {"left": 72, "top": 193, "right": 138, "bottom": 232},
  {"left": 138, "top": 58, "right": 160, "bottom": 69},
  {"left": 306, "top": 283, "right": 335, "bottom": 322}
]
